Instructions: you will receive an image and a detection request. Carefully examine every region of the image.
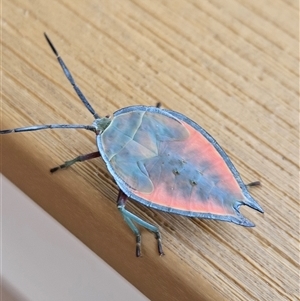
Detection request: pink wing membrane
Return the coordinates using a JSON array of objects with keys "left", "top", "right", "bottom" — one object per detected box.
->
[{"left": 134, "top": 122, "right": 245, "bottom": 217}]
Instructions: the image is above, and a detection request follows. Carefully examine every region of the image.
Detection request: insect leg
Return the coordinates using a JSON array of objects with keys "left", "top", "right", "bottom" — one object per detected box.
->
[
  {"left": 246, "top": 181, "right": 261, "bottom": 187},
  {"left": 50, "top": 151, "right": 100, "bottom": 173},
  {"left": 122, "top": 214, "right": 142, "bottom": 257},
  {"left": 117, "top": 190, "right": 164, "bottom": 257}
]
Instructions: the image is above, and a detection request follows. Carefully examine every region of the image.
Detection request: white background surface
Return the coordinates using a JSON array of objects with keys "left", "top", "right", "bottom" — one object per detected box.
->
[{"left": 1, "top": 174, "right": 148, "bottom": 301}]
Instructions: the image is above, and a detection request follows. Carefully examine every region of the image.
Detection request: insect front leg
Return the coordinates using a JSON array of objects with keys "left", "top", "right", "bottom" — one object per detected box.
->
[
  {"left": 50, "top": 151, "right": 100, "bottom": 173},
  {"left": 117, "top": 190, "right": 164, "bottom": 257}
]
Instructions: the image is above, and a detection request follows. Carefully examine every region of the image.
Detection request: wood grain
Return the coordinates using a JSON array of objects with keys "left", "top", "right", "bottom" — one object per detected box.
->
[{"left": 1, "top": 0, "right": 298, "bottom": 300}]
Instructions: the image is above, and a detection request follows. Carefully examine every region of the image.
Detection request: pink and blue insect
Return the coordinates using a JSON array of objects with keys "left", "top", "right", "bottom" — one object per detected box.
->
[{"left": 1, "top": 34, "right": 264, "bottom": 256}]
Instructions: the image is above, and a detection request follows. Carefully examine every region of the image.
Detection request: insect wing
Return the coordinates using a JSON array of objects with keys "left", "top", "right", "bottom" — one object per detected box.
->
[{"left": 98, "top": 106, "right": 262, "bottom": 226}]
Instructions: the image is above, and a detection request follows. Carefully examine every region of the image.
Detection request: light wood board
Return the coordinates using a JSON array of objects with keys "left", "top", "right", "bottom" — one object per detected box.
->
[{"left": 1, "top": 1, "right": 298, "bottom": 300}]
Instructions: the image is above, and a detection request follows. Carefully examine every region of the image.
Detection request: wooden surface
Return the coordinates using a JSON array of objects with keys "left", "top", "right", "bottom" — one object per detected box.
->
[{"left": 1, "top": 1, "right": 298, "bottom": 300}]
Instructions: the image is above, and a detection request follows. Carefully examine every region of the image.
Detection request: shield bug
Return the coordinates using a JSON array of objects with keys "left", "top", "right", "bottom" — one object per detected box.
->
[{"left": 1, "top": 34, "right": 263, "bottom": 256}]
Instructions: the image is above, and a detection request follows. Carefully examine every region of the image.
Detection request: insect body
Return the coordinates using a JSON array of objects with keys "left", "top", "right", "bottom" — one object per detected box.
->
[{"left": 1, "top": 34, "right": 264, "bottom": 256}]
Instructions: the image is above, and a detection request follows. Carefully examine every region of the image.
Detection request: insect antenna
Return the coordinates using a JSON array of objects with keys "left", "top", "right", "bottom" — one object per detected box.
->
[{"left": 44, "top": 33, "right": 100, "bottom": 119}]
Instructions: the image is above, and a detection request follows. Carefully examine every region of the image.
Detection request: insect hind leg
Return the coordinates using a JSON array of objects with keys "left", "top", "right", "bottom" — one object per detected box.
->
[
  {"left": 117, "top": 190, "right": 164, "bottom": 257},
  {"left": 50, "top": 151, "right": 100, "bottom": 173}
]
